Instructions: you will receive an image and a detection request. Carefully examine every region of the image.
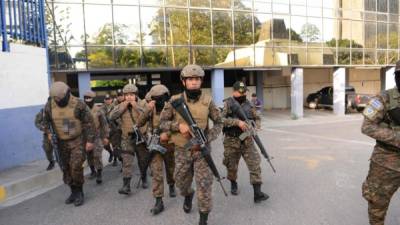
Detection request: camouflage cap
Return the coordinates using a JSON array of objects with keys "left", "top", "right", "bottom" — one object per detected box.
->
[
  {"left": 122, "top": 84, "right": 138, "bottom": 93},
  {"left": 84, "top": 91, "right": 96, "bottom": 98},
  {"left": 148, "top": 84, "right": 169, "bottom": 97},
  {"left": 233, "top": 81, "right": 248, "bottom": 94},
  {"left": 49, "top": 81, "right": 70, "bottom": 99},
  {"left": 180, "top": 64, "right": 205, "bottom": 78},
  {"left": 395, "top": 60, "right": 400, "bottom": 74}
]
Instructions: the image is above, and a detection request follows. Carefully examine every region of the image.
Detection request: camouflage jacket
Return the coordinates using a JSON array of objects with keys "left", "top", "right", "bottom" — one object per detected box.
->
[
  {"left": 42, "top": 98, "right": 96, "bottom": 143},
  {"left": 361, "top": 88, "right": 400, "bottom": 172},
  {"left": 93, "top": 106, "right": 110, "bottom": 139},
  {"left": 222, "top": 98, "right": 261, "bottom": 129},
  {"left": 34, "top": 108, "right": 46, "bottom": 132},
  {"left": 159, "top": 92, "right": 223, "bottom": 143}
]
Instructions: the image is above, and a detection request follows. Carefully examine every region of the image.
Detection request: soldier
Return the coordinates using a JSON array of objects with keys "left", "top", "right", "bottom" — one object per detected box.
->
[
  {"left": 137, "top": 84, "right": 176, "bottom": 215},
  {"left": 110, "top": 84, "right": 148, "bottom": 195},
  {"left": 35, "top": 107, "right": 55, "bottom": 170},
  {"left": 222, "top": 81, "right": 269, "bottom": 203},
  {"left": 361, "top": 60, "right": 400, "bottom": 225},
  {"left": 114, "top": 89, "right": 125, "bottom": 106},
  {"left": 109, "top": 89, "right": 125, "bottom": 166},
  {"left": 83, "top": 91, "right": 110, "bottom": 184},
  {"left": 102, "top": 94, "right": 116, "bottom": 164},
  {"left": 42, "top": 81, "right": 95, "bottom": 206},
  {"left": 160, "top": 64, "right": 223, "bottom": 225}
]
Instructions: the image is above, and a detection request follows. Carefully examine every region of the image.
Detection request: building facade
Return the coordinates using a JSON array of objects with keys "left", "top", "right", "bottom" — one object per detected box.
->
[{"left": 44, "top": 0, "right": 400, "bottom": 121}]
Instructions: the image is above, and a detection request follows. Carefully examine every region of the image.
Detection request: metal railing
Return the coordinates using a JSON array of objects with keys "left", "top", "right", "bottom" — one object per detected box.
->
[{"left": 0, "top": 0, "right": 47, "bottom": 52}]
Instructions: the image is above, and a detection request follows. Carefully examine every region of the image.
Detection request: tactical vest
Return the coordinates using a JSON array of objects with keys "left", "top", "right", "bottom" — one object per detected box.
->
[
  {"left": 381, "top": 88, "right": 400, "bottom": 131},
  {"left": 150, "top": 110, "right": 161, "bottom": 130},
  {"left": 51, "top": 96, "right": 82, "bottom": 140},
  {"left": 170, "top": 92, "right": 211, "bottom": 148},
  {"left": 91, "top": 105, "right": 101, "bottom": 130},
  {"left": 223, "top": 97, "right": 254, "bottom": 137},
  {"left": 103, "top": 104, "right": 113, "bottom": 118},
  {"left": 120, "top": 106, "right": 141, "bottom": 138}
]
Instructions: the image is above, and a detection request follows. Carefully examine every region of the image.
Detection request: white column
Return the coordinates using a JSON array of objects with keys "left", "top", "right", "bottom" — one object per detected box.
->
[
  {"left": 211, "top": 69, "right": 224, "bottom": 107},
  {"left": 333, "top": 68, "right": 346, "bottom": 116},
  {"left": 385, "top": 67, "right": 396, "bottom": 90},
  {"left": 78, "top": 72, "right": 91, "bottom": 99},
  {"left": 291, "top": 68, "right": 303, "bottom": 119}
]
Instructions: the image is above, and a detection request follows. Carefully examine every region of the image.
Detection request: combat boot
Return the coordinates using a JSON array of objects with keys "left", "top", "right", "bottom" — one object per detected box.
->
[
  {"left": 65, "top": 185, "right": 76, "bottom": 204},
  {"left": 89, "top": 166, "right": 96, "bottom": 179},
  {"left": 46, "top": 160, "right": 55, "bottom": 171},
  {"left": 141, "top": 175, "right": 148, "bottom": 189},
  {"left": 74, "top": 186, "right": 84, "bottom": 206},
  {"left": 150, "top": 197, "right": 164, "bottom": 215},
  {"left": 199, "top": 211, "right": 209, "bottom": 225},
  {"left": 169, "top": 184, "right": 176, "bottom": 198},
  {"left": 118, "top": 177, "right": 131, "bottom": 195},
  {"left": 253, "top": 183, "right": 269, "bottom": 203},
  {"left": 96, "top": 169, "right": 103, "bottom": 184},
  {"left": 230, "top": 180, "right": 238, "bottom": 195},
  {"left": 183, "top": 192, "right": 194, "bottom": 213}
]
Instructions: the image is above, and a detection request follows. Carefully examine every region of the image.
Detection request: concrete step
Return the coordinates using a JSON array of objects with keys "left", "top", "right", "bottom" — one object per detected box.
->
[{"left": 0, "top": 151, "right": 113, "bottom": 209}]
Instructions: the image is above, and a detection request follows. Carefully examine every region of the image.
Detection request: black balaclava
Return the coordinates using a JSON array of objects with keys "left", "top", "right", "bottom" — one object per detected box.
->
[
  {"left": 152, "top": 93, "right": 170, "bottom": 112},
  {"left": 55, "top": 89, "right": 71, "bottom": 107},
  {"left": 234, "top": 95, "right": 247, "bottom": 104},
  {"left": 84, "top": 98, "right": 94, "bottom": 109},
  {"left": 395, "top": 72, "right": 400, "bottom": 92}
]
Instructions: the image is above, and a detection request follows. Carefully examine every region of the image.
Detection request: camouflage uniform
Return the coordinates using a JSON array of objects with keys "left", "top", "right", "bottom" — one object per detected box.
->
[
  {"left": 108, "top": 100, "right": 123, "bottom": 161},
  {"left": 34, "top": 108, "right": 54, "bottom": 164},
  {"left": 160, "top": 91, "right": 223, "bottom": 213},
  {"left": 361, "top": 87, "right": 400, "bottom": 225},
  {"left": 222, "top": 97, "right": 262, "bottom": 185},
  {"left": 110, "top": 84, "right": 149, "bottom": 194},
  {"left": 42, "top": 82, "right": 95, "bottom": 206},
  {"left": 100, "top": 95, "right": 116, "bottom": 164},
  {"left": 43, "top": 97, "right": 95, "bottom": 186},
  {"left": 86, "top": 104, "right": 109, "bottom": 172},
  {"left": 110, "top": 101, "right": 143, "bottom": 178},
  {"left": 137, "top": 105, "right": 175, "bottom": 198}
]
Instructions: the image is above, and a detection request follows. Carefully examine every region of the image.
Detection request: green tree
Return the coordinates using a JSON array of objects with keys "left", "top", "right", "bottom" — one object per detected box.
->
[
  {"left": 288, "top": 28, "right": 303, "bottom": 42},
  {"left": 326, "top": 38, "right": 363, "bottom": 64},
  {"left": 300, "top": 23, "right": 320, "bottom": 42},
  {"left": 150, "top": 0, "right": 256, "bottom": 66},
  {"left": 92, "top": 80, "right": 127, "bottom": 88}
]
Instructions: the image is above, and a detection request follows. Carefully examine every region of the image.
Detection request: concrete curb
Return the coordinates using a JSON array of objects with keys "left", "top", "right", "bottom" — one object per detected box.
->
[{"left": 0, "top": 151, "right": 113, "bottom": 209}]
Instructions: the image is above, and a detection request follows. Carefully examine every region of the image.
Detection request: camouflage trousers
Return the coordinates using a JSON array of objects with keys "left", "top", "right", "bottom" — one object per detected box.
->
[
  {"left": 150, "top": 143, "right": 175, "bottom": 198},
  {"left": 362, "top": 161, "right": 400, "bottom": 225},
  {"left": 223, "top": 136, "right": 262, "bottom": 184},
  {"left": 110, "top": 129, "right": 122, "bottom": 159},
  {"left": 121, "top": 138, "right": 149, "bottom": 178},
  {"left": 59, "top": 137, "right": 86, "bottom": 186},
  {"left": 175, "top": 147, "right": 213, "bottom": 213},
  {"left": 87, "top": 137, "right": 103, "bottom": 170},
  {"left": 42, "top": 133, "right": 54, "bottom": 162}
]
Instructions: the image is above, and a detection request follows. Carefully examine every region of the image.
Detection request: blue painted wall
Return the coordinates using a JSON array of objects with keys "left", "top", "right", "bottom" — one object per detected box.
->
[{"left": 0, "top": 104, "right": 45, "bottom": 171}]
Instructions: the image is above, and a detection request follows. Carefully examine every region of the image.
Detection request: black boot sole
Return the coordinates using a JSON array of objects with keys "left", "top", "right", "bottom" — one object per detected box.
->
[
  {"left": 118, "top": 189, "right": 131, "bottom": 195},
  {"left": 183, "top": 192, "right": 194, "bottom": 213},
  {"left": 151, "top": 204, "right": 164, "bottom": 215},
  {"left": 254, "top": 195, "right": 269, "bottom": 203}
]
